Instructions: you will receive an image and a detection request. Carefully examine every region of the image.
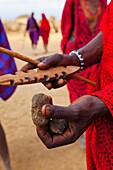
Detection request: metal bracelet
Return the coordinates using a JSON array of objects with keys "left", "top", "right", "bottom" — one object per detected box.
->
[{"left": 69, "top": 50, "right": 84, "bottom": 71}]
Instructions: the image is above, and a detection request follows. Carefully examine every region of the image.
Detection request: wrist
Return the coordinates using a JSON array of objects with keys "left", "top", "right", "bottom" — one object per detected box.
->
[
  {"left": 87, "top": 96, "right": 108, "bottom": 121},
  {"left": 69, "top": 50, "right": 84, "bottom": 71},
  {"left": 76, "top": 95, "right": 108, "bottom": 122},
  {"left": 70, "top": 95, "right": 108, "bottom": 125}
]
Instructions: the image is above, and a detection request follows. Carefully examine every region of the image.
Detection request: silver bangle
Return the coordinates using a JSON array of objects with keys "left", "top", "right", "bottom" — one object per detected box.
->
[{"left": 69, "top": 50, "right": 84, "bottom": 71}]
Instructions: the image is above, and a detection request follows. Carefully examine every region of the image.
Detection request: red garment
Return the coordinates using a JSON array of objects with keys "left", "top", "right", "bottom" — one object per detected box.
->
[
  {"left": 61, "top": 0, "right": 107, "bottom": 103},
  {"left": 86, "top": 1, "right": 113, "bottom": 169},
  {"left": 40, "top": 13, "right": 50, "bottom": 45}
]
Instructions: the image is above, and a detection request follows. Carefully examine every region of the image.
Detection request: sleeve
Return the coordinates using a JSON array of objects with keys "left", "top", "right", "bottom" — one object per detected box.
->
[
  {"left": 92, "top": 1, "right": 113, "bottom": 116},
  {"left": 100, "top": 1, "right": 112, "bottom": 31},
  {"left": 93, "top": 82, "right": 113, "bottom": 116},
  {"left": 60, "top": 0, "right": 73, "bottom": 52},
  {"left": 61, "top": 0, "right": 71, "bottom": 35},
  {"left": 101, "top": 0, "right": 107, "bottom": 11}
]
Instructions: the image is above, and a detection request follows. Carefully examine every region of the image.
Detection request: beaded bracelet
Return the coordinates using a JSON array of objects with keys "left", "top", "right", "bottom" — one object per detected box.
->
[{"left": 69, "top": 50, "right": 84, "bottom": 71}]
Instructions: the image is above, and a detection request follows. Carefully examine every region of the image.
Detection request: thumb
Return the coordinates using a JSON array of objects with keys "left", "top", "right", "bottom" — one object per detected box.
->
[
  {"left": 42, "top": 104, "right": 70, "bottom": 119},
  {"left": 38, "top": 62, "right": 48, "bottom": 69},
  {"left": 38, "top": 57, "right": 54, "bottom": 69},
  {"left": 38, "top": 54, "right": 62, "bottom": 69}
]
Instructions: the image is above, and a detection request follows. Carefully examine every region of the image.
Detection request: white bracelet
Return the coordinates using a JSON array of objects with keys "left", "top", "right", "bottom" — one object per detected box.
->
[{"left": 69, "top": 50, "right": 84, "bottom": 71}]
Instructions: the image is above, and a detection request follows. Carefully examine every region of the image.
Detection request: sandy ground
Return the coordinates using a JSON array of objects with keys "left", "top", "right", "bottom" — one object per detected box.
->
[{"left": 0, "top": 30, "right": 86, "bottom": 170}]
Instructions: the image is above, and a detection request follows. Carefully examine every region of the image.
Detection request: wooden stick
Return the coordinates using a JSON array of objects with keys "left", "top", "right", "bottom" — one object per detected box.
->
[
  {"left": 71, "top": 74, "right": 96, "bottom": 86},
  {"left": 0, "top": 47, "right": 39, "bottom": 65}
]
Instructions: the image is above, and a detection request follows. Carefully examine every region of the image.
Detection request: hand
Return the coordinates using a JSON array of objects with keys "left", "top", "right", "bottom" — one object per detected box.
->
[
  {"left": 36, "top": 95, "right": 108, "bottom": 148},
  {"left": 21, "top": 53, "right": 79, "bottom": 71},
  {"left": 21, "top": 53, "right": 80, "bottom": 89}
]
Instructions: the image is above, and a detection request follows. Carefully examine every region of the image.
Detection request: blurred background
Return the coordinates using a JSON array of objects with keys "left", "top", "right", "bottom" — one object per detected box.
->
[{"left": 0, "top": 1, "right": 111, "bottom": 170}]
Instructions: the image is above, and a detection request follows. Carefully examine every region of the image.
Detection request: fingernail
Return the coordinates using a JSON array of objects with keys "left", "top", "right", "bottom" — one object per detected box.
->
[
  {"left": 45, "top": 105, "right": 51, "bottom": 116},
  {"left": 42, "top": 105, "right": 50, "bottom": 117},
  {"left": 39, "top": 62, "right": 44, "bottom": 65}
]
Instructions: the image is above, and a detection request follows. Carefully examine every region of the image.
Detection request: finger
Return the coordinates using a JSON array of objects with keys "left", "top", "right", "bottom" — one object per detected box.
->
[
  {"left": 48, "top": 95, "right": 53, "bottom": 104},
  {"left": 37, "top": 122, "right": 76, "bottom": 148},
  {"left": 41, "top": 104, "right": 70, "bottom": 119},
  {"left": 38, "top": 54, "right": 62, "bottom": 69},
  {"left": 21, "top": 63, "right": 36, "bottom": 72},
  {"left": 36, "top": 126, "right": 53, "bottom": 146},
  {"left": 42, "top": 79, "right": 66, "bottom": 90},
  {"left": 36, "top": 56, "right": 47, "bottom": 63},
  {"left": 50, "top": 79, "right": 66, "bottom": 89},
  {"left": 57, "top": 79, "right": 67, "bottom": 86},
  {"left": 43, "top": 82, "right": 52, "bottom": 90},
  {"left": 46, "top": 79, "right": 67, "bottom": 89},
  {"left": 51, "top": 121, "right": 82, "bottom": 147}
]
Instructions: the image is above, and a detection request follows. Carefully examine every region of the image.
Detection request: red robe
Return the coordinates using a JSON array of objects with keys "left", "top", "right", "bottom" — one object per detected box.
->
[
  {"left": 40, "top": 14, "right": 50, "bottom": 45},
  {"left": 86, "top": 1, "right": 113, "bottom": 169},
  {"left": 61, "top": 0, "right": 107, "bottom": 103}
]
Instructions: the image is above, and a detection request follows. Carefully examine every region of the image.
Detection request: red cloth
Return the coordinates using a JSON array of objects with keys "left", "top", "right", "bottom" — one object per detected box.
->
[
  {"left": 40, "top": 13, "right": 50, "bottom": 45},
  {"left": 86, "top": 1, "right": 113, "bottom": 169},
  {"left": 61, "top": 0, "right": 107, "bottom": 103},
  {"left": 61, "top": 0, "right": 107, "bottom": 52}
]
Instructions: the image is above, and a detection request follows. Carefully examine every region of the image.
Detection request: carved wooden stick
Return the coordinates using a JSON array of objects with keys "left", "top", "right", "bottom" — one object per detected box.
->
[
  {"left": 71, "top": 74, "right": 96, "bottom": 86},
  {"left": 0, "top": 47, "right": 96, "bottom": 86},
  {"left": 0, "top": 47, "right": 39, "bottom": 65}
]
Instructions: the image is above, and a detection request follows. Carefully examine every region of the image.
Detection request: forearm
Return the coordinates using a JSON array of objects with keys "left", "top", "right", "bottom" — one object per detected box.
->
[{"left": 71, "top": 31, "right": 103, "bottom": 69}]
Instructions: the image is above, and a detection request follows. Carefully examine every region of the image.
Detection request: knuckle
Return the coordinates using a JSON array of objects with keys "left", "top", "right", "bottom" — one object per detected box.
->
[
  {"left": 70, "top": 134, "right": 76, "bottom": 143},
  {"left": 45, "top": 142, "right": 53, "bottom": 149},
  {"left": 52, "top": 106, "right": 62, "bottom": 118},
  {"left": 46, "top": 145, "right": 53, "bottom": 149}
]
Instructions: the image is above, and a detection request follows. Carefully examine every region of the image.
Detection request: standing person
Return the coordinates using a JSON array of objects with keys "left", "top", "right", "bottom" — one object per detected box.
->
[
  {"left": 25, "top": 12, "right": 40, "bottom": 55},
  {"left": 0, "top": 19, "right": 17, "bottom": 170},
  {"left": 40, "top": 13, "right": 50, "bottom": 53},
  {"left": 21, "top": 1, "right": 113, "bottom": 168},
  {"left": 60, "top": 0, "right": 107, "bottom": 148}
]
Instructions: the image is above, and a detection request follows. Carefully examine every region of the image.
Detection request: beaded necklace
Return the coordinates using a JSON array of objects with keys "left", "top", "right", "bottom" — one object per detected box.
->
[{"left": 84, "top": 0, "right": 101, "bottom": 18}]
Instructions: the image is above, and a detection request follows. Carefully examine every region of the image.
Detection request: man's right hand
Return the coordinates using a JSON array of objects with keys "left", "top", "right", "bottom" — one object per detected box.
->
[{"left": 36, "top": 95, "right": 108, "bottom": 148}]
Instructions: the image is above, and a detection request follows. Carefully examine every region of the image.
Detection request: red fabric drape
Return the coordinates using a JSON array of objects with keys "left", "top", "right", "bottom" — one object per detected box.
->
[
  {"left": 61, "top": 0, "right": 107, "bottom": 52},
  {"left": 85, "top": 1, "right": 113, "bottom": 169},
  {"left": 40, "top": 13, "right": 50, "bottom": 45},
  {"left": 61, "top": 0, "right": 107, "bottom": 103}
]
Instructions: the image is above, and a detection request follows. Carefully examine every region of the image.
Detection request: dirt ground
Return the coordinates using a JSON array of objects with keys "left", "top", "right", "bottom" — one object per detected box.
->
[{"left": 0, "top": 30, "right": 86, "bottom": 170}]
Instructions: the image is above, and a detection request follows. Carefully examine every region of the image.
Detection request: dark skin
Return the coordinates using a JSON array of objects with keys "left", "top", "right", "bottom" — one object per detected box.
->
[{"left": 21, "top": 32, "right": 109, "bottom": 148}]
